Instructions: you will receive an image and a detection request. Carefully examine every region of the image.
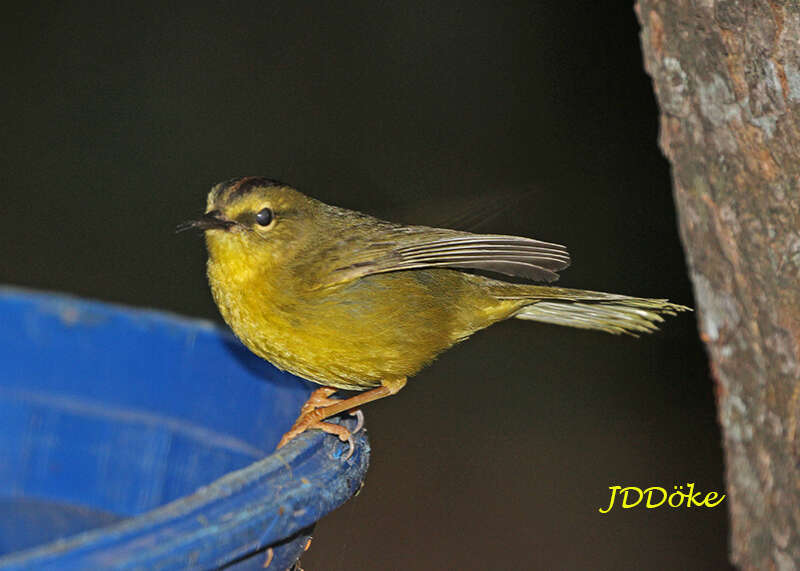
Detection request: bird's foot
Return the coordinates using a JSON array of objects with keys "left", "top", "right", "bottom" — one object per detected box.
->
[
  {"left": 277, "top": 388, "right": 356, "bottom": 459},
  {"left": 297, "top": 387, "right": 340, "bottom": 414},
  {"left": 276, "top": 380, "right": 405, "bottom": 460}
]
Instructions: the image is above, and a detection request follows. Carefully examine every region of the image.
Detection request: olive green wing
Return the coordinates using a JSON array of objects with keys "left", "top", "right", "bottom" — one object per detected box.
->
[{"left": 319, "top": 224, "right": 570, "bottom": 287}]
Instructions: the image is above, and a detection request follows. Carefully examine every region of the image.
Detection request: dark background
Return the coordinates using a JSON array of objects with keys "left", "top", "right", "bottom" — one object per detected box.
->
[{"left": 1, "top": 2, "right": 730, "bottom": 569}]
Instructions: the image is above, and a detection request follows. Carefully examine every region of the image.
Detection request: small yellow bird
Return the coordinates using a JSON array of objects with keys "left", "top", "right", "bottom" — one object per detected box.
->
[{"left": 179, "top": 176, "right": 689, "bottom": 454}]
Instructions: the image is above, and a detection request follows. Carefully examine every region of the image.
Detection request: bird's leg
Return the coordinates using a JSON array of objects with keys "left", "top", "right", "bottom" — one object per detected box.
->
[
  {"left": 297, "top": 387, "right": 340, "bottom": 413},
  {"left": 277, "top": 378, "right": 407, "bottom": 458}
]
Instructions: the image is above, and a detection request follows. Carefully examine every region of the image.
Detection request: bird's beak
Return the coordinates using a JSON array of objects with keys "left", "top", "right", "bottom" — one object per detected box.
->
[{"left": 175, "top": 210, "right": 235, "bottom": 233}]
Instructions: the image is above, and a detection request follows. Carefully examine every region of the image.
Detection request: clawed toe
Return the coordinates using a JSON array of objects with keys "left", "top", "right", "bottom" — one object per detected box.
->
[
  {"left": 277, "top": 382, "right": 402, "bottom": 459},
  {"left": 340, "top": 431, "right": 355, "bottom": 461},
  {"left": 350, "top": 409, "right": 364, "bottom": 434},
  {"left": 277, "top": 416, "right": 355, "bottom": 460}
]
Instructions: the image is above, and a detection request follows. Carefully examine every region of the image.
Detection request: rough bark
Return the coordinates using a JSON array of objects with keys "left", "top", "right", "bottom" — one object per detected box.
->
[{"left": 636, "top": 1, "right": 800, "bottom": 569}]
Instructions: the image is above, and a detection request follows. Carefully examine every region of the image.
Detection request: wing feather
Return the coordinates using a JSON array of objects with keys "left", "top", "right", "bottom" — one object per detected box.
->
[{"left": 322, "top": 227, "right": 571, "bottom": 286}]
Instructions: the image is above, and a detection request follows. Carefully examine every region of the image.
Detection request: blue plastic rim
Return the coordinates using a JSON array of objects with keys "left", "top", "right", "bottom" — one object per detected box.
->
[{"left": 0, "top": 287, "right": 369, "bottom": 570}]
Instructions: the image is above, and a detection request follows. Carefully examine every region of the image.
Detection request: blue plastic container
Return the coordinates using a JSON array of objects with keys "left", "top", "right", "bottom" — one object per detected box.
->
[{"left": 0, "top": 287, "right": 369, "bottom": 570}]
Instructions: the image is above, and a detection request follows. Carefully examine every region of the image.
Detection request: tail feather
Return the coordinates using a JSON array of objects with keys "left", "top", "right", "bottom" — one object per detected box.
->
[{"left": 507, "top": 289, "right": 690, "bottom": 336}]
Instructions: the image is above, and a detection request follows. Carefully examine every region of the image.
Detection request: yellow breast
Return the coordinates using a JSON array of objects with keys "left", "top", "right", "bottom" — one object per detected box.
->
[{"left": 206, "top": 239, "right": 511, "bottom": 390}]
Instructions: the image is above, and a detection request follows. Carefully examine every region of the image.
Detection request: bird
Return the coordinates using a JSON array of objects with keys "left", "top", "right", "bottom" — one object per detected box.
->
[{"left": 178, "top": 176, "right": 689, "bottom": 456}]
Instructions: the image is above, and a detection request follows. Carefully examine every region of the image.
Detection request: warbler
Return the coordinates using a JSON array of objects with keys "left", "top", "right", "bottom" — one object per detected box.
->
[{"left": 179, "top": 176, "right": 689, "bottom": 454}]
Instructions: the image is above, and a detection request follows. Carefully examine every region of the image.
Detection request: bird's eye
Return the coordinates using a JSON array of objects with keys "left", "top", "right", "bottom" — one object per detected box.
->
[{"left": 255, "top": 207, "right": 274, "bottom": 226}]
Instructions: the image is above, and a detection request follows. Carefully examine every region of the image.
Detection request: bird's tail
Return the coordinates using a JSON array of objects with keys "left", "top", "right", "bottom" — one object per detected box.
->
[{"left": 495, "top": 286, "right": 690, "bottom": 336}]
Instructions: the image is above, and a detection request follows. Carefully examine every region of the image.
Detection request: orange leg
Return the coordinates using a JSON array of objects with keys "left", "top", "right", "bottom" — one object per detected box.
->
[{"left": 277, "top": 378, "right": 406, "bottom": 459}]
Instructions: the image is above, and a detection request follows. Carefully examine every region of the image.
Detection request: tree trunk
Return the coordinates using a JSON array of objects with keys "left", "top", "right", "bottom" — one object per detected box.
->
[{"left": 636, "top": 1, "right": 800, "bottom": 569}]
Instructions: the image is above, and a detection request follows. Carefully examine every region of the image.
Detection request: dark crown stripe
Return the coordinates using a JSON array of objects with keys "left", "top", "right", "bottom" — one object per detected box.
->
[{"left": 220, "top": 176, "right": 287, "bottom": 201}]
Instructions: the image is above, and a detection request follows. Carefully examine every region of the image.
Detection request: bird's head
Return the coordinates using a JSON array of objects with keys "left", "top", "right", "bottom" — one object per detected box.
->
[{"left": 178, "top": 176, "right": 320, "bottom": 273}]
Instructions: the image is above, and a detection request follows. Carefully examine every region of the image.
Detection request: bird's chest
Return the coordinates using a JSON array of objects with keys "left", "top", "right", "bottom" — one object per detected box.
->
[
  {"left": 207, "top": 265, "right": 457, "bottom": 387},
  {"left": 208, "top": 264, "right": 357, "bottom": 377},
  {"left": 208, "top": 266, "right": 307, "bottom": 361}
]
